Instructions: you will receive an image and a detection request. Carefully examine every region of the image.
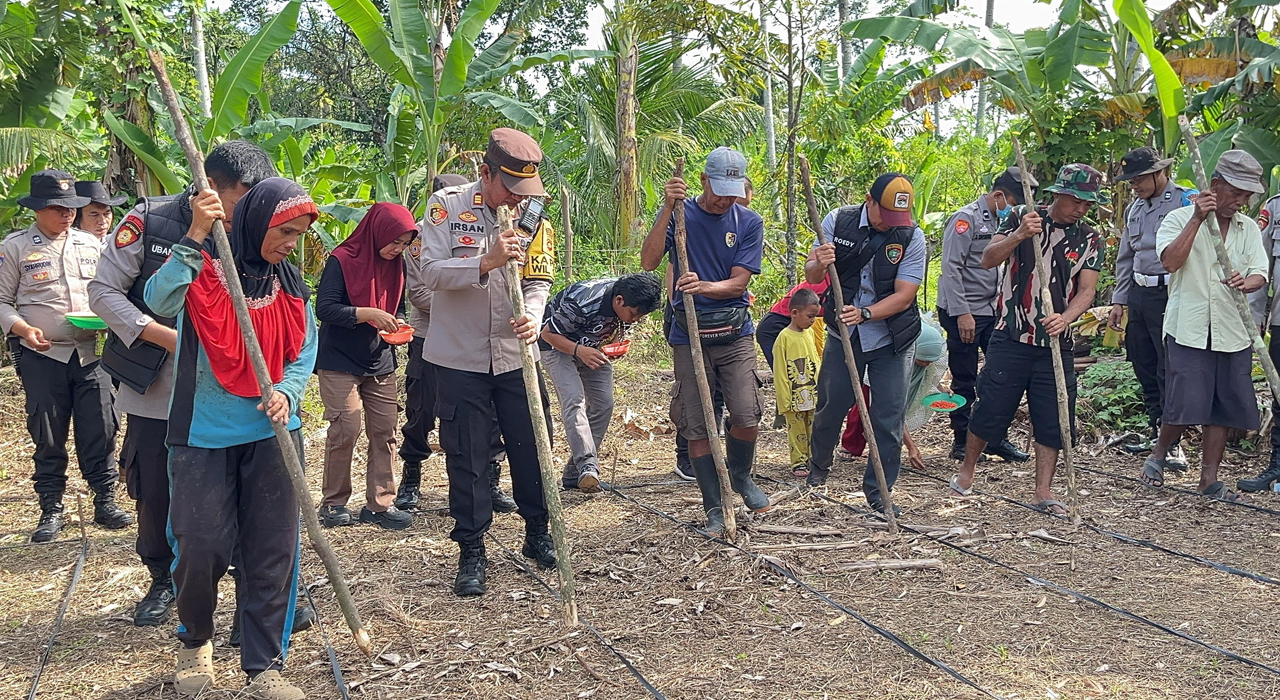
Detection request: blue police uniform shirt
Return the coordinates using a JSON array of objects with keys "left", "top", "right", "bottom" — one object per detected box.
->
[{"left": 664, "top": 199, "right": 764, "bottom": 345}]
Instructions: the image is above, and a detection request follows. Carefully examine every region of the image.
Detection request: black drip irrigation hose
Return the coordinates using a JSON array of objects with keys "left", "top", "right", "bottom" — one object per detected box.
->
[
  {"left": 782, "top": 479, "right": 1280, "bottom": 678},
  {"left": 301, "top": 580, "right": 351, "bottom": 700},
  {"left": 486, "top": 533, "right": 668, "bottom": 699},
  {"left": 27, "top": 498, "right": 90, "bottom": 700},
  {"left": 607, "top": 488, "right": 1006, "bottom": 700},
  {"left": 898, "top": 466, "right": 1280, "bottom": 587},
  {"left": 1075, "top": 464, "right": 1280, "bottom": 518}
]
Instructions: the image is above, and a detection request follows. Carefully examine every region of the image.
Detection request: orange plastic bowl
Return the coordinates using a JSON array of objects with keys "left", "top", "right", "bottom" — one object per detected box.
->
[
  {"left": 379, "top": 323, "right": 414, "bottom": 346},
  {"left": 602, "top": 339, "right": 631, "bottom": 359}
]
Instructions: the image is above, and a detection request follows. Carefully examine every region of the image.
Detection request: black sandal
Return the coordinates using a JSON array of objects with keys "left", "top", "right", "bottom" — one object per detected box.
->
[
  {"left": 1200, "top": 480, "right": 1245, "bottom": 503},
  {"left": 1140, "top": 457, "right": 1166, "bottom": 487}
]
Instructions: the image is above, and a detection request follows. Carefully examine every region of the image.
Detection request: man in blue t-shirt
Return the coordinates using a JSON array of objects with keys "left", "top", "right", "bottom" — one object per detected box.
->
[{"left": 641, "top": 147, "right": 770, "bottom": 534}]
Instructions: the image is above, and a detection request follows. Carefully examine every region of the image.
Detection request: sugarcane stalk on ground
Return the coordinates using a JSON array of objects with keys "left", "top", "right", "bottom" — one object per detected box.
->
[
  {"left": 144, "top": 49, "right": 372, "bottom": 657},
  {"left": 798, "top": 155, "right": 899, "bottom": 535},
  {"left": 670, "top": 159, "right": 739, "bottom": 541},
  {"left": 497, "top": 205, "right": 578, "bottom": 625},
  {"left": 1176, "top": 115, "right": 1280, "bottom": 397},
  {"left": 1011, "top": 138, "right": 1080, "bottom": 526}
]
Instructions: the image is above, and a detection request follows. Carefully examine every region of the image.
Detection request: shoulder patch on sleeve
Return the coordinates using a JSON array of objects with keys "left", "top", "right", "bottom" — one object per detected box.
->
[
  {"left": 0, "top": 252, "right": 5, "bottom": 270},
  {"left": 1259, "top": 208, "right": 1271, "bottom": 231},
  {"left": 115, "top": 213, "right": 143, "bottom": 248},
  {"left": 408, "top": 241, "right": 422, "bottom": 259},
  {"left": 954, "top": 219, "right": 970, "bottom": 235},
  {"left": 429, "top": 202, "right": 447, "bottom": 226}
]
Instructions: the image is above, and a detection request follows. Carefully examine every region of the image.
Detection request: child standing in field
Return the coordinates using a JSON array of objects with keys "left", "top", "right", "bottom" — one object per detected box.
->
[{"left": 773, "top": 288, "right": 823, "bottom": 477}]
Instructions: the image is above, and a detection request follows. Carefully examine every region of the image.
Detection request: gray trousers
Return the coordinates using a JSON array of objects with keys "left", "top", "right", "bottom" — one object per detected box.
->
[
  {"left": 809, "top": 332, "right": 910, "bottom": 504},
  {"left": 542, "top": 346, "right": 615, "bottom": 483}
]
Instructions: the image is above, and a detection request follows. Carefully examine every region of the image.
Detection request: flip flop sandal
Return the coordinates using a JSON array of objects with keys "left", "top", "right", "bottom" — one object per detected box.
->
[
  {"left": 791, "top": 464, "right": 811, "bottom": 478},
  {"left": 1032, "top": 499, "right": 1068, "bottom": 515},
  {"left": 1140, "top": 457, "right": 1166, "bottom": 487},
  {"left": 1200, "top": 480, "right": 1245, "bottom": 503},
  {"left": 947, "top": 474, "right": 973, "bottom": 497}
]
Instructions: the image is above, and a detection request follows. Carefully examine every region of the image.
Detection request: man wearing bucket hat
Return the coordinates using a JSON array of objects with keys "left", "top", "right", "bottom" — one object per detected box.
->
[
  {"left": 1142, "top": 150, "right": 1268, "bottom": 503},
  {"left": 73, "top": 181, "right": 127, "bottom": 241},
  {"left": 0, "top": 169, "right": 131, "bottom": 542},
  {"left": 936, "top": 166, "right": 1036, "bottom": 463},
  {"left": 949, "top": 164, "right": 1106, "bottom": 514},
  {"left": 1106, "top": 147, "right": 1195, "bottom": 466},
  {"left": 641, "top": 146, "right": 769, "bottom": 534},
  {"left": 418, "top": 127, "right": 558, "bottom": 597},
  {"left": 1241, "top": 178, "right": 1280, "bottom": 493},
  {"left": 804, "top": 173, "right": 926, "bottom": 514}
]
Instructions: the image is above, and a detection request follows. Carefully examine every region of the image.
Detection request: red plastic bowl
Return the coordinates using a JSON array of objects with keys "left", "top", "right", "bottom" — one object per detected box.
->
[
  {"left": 379, "top": 323, "right": 414, "bottom": 346},
  {"left": 602, "top": 339, "right": 631, "bottom": 359}
]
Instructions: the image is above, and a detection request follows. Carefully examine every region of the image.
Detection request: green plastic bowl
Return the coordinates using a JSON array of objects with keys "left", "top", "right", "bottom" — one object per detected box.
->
[
  {"left": 921, "top": 392, "right": 966, "bottom": 412},
  {"left": 66, "top": 313, "right": 107, "bottom": 330}
]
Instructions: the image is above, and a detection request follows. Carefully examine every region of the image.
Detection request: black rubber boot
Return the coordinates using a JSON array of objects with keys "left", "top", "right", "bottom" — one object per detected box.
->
[
  {"left": 489, "top": 461, "right": 518, "bottom": 514},
  {"left": 93, "top": 484, "right": 134, "bottom": 530},
  {"left": 690, "top": 454, "right": 726, "bottom": 535},
  {"left": 133, "top": 565, "right": 176, "bottom": 626},
  {"left": 1239, "top": 451, "right": 1280, "bottom": 493},
  {"left": 522, "top": 515, "right": 557, "bottom": 570},
  {"left": 454, "top": 539, "right": 488, "bottom": 597},
  {"left": 984, "top": 438, "right": 1030, "bottom": 462},
  {"left": 31, "top": 494, "right": 65, "bottom": 543},
  {"left": 394, "top": 461, "right": 421, "bottom": 510},
  {"left": 725, "top": 435, "right": 770, "bottom": 512},
  {"left": 949, "top": 431, "right": 967, "bottom": 461}
]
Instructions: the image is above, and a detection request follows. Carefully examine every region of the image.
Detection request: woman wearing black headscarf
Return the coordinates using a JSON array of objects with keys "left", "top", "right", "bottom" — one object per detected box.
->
[{"left": 145, "top": 177, "right": 316, "bottom": 700}]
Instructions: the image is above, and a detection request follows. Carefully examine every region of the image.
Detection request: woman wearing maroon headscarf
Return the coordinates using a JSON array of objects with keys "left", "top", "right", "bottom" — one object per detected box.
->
[{"left": 315, "top": 202, "right": 417, "bottom": 531}]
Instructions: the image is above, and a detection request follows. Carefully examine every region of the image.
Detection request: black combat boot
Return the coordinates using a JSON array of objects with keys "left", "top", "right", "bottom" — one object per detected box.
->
[
  {"left": 690, "top": 454, "right": 726, "bottom": 535},
  {"left": 949, "top": 431, "right": 968, "bottom": 461},
  {"left": 454, "top": 539, "right": 488, "bottom": 597},
  {"left": 522, "top": 515, "right": 557, "bottom": 570},
  {"left": 133, "top": 564, "right": 176, "bottom": 626},
  {"left": 92, "top": 483, "right": 134, "bottom": 530},
  {"left": 1239, "top": 450, "right": 1280, "bottom": 493},
  {"left": 984, "top": 438, "right": 1029, "bottom": 462},
  {"left": 725, "top": 435, "right": 771, "bottom": 512},
  {"left": 394, "top": 461, "right": 421, "bottom": 510},
  {"left": 489, "top": 461, "right": 518, "bottom": 514},
  {"left": 31, "top": 494, "right": 65, "bottom": 543}
]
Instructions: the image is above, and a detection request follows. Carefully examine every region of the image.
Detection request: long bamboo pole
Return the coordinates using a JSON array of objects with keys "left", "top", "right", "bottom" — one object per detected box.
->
[
  {"left": 798, "top": 155, "right": 898, "bottom": 535},
  {"left": 1011, "top": 138, "right": 1079, "bottom": 526},
  {"left": 670, "top": 159, "right": 738, "bottom": 541},
  {"left": 1176, "top": 116, "right": 1280, "bottom": 397},
  {"left": 145, "top": 50, "right": 372, "bottom": 657},
  {"left": 497, "top": 205, "right": 578, "bottom": 625}
]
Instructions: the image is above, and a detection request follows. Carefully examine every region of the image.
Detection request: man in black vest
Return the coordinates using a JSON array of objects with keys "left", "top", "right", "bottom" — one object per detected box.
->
[
  {"left": 805, "top": 173, "right": 925, "bottom": 514},
  {"left": 89, "top": 142, "right": 314, "bottom": 637}
]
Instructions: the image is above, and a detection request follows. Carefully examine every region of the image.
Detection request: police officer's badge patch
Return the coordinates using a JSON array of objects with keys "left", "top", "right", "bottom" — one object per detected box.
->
[
  {"left": 429, "top": 203, "right": 447, "bottom": 226},
  {"left": 33, "top": 271, "right": 49, "bottom": 281},
  {"left": 725, "top": 231, "right": 737, "bottom": 248},
  {"left": 458, "top": 211, "right": 478, "bottom": 223},
  {"left": 408, "top": 241, "right": 421, "bottom": 259},
  {"left": 954, "top": 220, "right": 970, "bottom": 235},
  {"left": 116, "top": 214, "right": 143, "bottom": 248},
  {"left": 472, "top": 192, "right": 484, "bottom": 207},
  {"left": 1164, "top": 191, "right": 1172, "bottom": 201},
  {"left": 0, "top": 253, "right": 5, "bottom": 270},
  {"left": 885, "top": 243, "right": 904, "bottom": 264},
  {"left": 32, "top": 234, "right": 42, "bottom": 245}
]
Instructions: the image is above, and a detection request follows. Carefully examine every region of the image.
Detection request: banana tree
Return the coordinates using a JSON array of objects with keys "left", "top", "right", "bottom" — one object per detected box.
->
[{"left": 325, "top": 0, "right": 607, "bottom": 206}]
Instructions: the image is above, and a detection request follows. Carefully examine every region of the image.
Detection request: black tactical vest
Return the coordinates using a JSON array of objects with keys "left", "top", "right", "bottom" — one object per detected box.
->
[{"left": 825, "top": 205, "right": 922, "bottom": 354}]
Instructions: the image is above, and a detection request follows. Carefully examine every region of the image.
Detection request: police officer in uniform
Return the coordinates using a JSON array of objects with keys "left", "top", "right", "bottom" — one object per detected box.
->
[
  {"left": 418, "top": 128, "right": 557, "bottom": 597},
  {"left": 1107, "top": 147, "right": 1194, "bottom": 466},
  {"left": 936, "top": 167, "right": 1034, "bottom": 463},
  {"left": 1, "top": 170, "right": 131, "bottom": 542},
  {"left": 1241, "top": 189, "right": 1280, "bottom": 492}
]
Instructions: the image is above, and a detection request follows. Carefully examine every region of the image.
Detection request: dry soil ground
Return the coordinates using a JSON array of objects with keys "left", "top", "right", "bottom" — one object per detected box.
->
[{"left": 2, "top": 355, "right": 1280, "bottom": 700}]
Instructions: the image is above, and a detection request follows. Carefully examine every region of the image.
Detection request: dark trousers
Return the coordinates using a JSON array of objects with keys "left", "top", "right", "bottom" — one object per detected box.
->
[
  {"left": 1125, "top": 285, "right": 1169, "bottom": 428},
  {"left": 121, "top": 415, "right": 173, "bottom": 570},
  {"left": 937, "top": 308, "right": 996, "bottom": 436},
  {"left": 436, "top": 366, "right": 548, "bottom": 543},
  {"left": 169, "top": 432, "right": 302, "bottom": 675},
  {"left": 1271, "top": 330, "right": 1280, "bottom": 451},
  {"left": 19, "top": 349, "right": 118, "bottom": 496},
  {"left": 968, "top": 331, "right": 1077, "bottom": 450},
  {"left": 755, "top": 311, "right": 790, "bottom": 368},
  {"left": 399, "top": 337, "right": 436, "bottom": 465}
]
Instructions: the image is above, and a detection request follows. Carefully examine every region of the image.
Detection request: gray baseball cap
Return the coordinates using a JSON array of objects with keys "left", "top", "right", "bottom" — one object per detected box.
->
[
  {"left": 1213, "top": 149, "right": 1265, "bottom": 194},
  {"left": 704, "top": 146, "right": 748, "bottom": 198}
]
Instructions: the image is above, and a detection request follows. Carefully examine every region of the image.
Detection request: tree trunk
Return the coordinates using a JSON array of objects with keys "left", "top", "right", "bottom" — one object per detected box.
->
[
  {"left": 837, "top": 0, "right": 851, "bottom": 82},
  {"left": 191, "top": 0, "right": 212, "bottom": 118},
  {"left": 782, "top": 0, "right": 799, "bottom": 287},
  {"left": 761, "top": 0, "right": 777, "bottom": 171},
  {"left": 615, "top": 24, "right": 639, "bottom": 251}
]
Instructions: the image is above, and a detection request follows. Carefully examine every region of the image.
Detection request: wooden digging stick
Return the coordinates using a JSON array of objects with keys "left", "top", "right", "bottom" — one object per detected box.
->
[
  {"left": 1011, "top": 138, "right": 1080, "bottom": 526},
  {"left": 798, "top": 156, "right": 899, "bottom": 535},
  {"left": 1177, "top": 115, "right": 1280, "bottom": 397},
  {"left": 145, "top": 49, "right": 373, "bottom": 656},
  {"left": 497, "top": 205, "right": 578, "bottom": 625},
  {"left": 670, "top": 159, "right": 738, "bottom": 541}
]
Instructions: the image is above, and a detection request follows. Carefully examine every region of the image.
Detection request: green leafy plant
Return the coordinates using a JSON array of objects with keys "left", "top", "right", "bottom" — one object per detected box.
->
[{"left": 1077, "top": 359, "right": 1149, "bottom": 434}]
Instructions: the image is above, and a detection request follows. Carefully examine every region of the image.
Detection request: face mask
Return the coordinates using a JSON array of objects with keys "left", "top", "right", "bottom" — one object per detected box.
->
[{"left": 996, "top": 197, "right": 1013, "bottom": 221}]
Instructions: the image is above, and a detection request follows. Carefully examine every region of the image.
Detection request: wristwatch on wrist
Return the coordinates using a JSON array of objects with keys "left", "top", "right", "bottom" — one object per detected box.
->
[{"left": 860, "top": 307, "right": 873, "bottom": 322}]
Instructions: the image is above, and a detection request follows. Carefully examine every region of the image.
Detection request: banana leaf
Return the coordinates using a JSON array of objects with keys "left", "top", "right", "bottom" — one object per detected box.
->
[{"left": 203, "top": 0, "right": 301, "bottom": 142}]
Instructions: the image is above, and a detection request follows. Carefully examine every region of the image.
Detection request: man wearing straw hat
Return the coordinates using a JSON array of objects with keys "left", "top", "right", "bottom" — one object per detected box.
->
[{"left": 1142, "top": 150, "right": 1268, "bottom": 502}]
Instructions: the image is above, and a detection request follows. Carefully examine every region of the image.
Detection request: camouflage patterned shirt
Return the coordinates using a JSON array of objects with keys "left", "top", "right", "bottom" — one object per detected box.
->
[{"left": 994, "top": 205, "right": 1104, "bottom": 347}]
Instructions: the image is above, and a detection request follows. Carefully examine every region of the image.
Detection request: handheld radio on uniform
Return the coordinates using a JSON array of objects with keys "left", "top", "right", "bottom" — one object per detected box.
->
[{"left": 517, "top": 197, "right": 545, "bottom": 234}]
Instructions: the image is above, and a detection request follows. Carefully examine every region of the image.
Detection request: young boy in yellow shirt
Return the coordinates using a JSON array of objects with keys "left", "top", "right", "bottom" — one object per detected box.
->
[{"left": 773, "top": 288, "right": 822, "bottom": 477}]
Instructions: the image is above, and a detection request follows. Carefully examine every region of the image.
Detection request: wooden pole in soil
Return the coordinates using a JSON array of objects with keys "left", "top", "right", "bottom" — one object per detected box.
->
[
  {"left": 670, "top": 159, "right": 738, "bottom": 541},
  {"left": 144, "top": 50, "right": 373, "bottom": 656},
  {"left": 1177, "top": 116, "right": 1280, "bottom": 397},
  {"left": 798, "top": 156, "right": 899, "bottom": 535},
  {"left": 1011, "top": 138, "right": 1080, "bottom": 526},
  {"left": 497, "top": 205, "right": 578, "bottom": 625}
]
